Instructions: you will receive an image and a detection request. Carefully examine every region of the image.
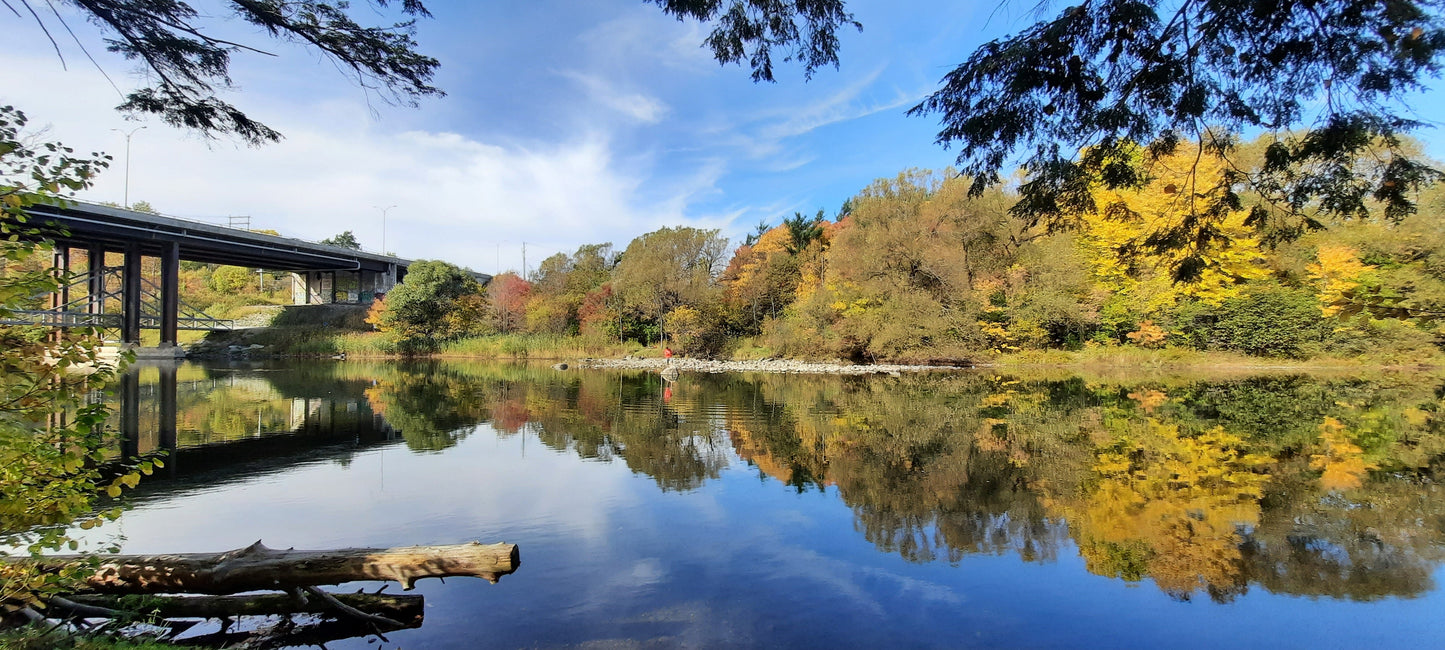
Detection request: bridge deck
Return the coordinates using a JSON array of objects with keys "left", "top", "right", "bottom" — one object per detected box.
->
[{"left": 24, "top": 200, "right": 412, "bottom": 272}]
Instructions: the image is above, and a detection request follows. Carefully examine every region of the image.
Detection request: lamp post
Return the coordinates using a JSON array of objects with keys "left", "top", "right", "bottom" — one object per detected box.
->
[
  {"left": 110, "top": 126, "right": 146, "bottom": 208},
  {"left": 375, "top": 204, "right": 397, "bottom": 255}
]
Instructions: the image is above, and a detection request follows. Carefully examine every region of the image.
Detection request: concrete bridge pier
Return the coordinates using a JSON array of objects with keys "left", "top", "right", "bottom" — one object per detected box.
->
[
  {"left": 160, "top": 241, "right": 180, "bottom": 348},
  {"left": 122, "top": 242, "right": 142, "bottom": 345}
]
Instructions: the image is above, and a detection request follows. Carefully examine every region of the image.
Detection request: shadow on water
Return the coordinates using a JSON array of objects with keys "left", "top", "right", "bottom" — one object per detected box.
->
[{"left": 103, "top": 360, "right": 1445, "bottom": 644}]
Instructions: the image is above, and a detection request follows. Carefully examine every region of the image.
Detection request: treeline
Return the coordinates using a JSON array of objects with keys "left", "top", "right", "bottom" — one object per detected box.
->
[{"left": 374, "top": 141, "right": 1445, "bottom": 361}]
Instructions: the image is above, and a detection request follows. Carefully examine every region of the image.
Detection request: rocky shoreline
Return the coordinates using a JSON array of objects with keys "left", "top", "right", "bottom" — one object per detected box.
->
[{"left": 574, "top": 357, "right": 970, "bottom": 375}]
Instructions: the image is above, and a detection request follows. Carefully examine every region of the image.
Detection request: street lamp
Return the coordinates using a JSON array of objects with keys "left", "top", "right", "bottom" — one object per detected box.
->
[
  {"left": 110, "top": 126, "right": 146, "bottom": 209},
  {"left": 374, "top": 204, "right": 397, "bottom": 255}
]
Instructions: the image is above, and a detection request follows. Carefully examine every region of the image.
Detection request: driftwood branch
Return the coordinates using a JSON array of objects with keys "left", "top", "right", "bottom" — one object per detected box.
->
[
  {"left": 63, "top": 592, "right": 425, "bottom": 625},
  {"left": 302, "top": 586, "right": 407, "bottom": 631},
  {"left": 47, "top": 595, "right": 126, "bottom": 619},
  {"left": 19, "top": 540, "right": 519, "bottom": 595}
]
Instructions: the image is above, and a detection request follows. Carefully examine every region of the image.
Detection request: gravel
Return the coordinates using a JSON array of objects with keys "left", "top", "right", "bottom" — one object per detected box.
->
[{"left": 574, "top": 357, "right": 968, "bottom": 375}]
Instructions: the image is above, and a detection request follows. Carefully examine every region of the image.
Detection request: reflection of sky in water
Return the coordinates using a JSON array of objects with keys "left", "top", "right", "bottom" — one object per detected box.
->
[{"left": 85, "top": 365, "right": 1445, "bottom": 648}]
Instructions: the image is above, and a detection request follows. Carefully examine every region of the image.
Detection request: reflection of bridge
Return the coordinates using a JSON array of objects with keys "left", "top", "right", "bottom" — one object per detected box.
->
[
  {"left": 113, "top": 364, "right": 399, "bottom": 482},
  {"left": 4, "top": 200, "right": 423, "bottom": 347}
]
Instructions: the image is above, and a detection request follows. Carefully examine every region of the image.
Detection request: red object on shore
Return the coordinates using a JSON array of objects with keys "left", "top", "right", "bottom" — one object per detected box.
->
[{"left": 663, "top": 347, "right": 674, "bottom": 359}]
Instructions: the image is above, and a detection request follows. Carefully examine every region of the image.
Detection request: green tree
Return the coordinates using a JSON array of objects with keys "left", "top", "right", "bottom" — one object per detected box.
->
[
  {"left": 321, "top": 230, "right": 362, "bottom": 250},
  {"left": 818, "top": 170, "right": 1019, "bottom": 359},
  {"left": 782, "top": 209, "right": 825, "bottom": 255},
  {"left": 371, "top": 260, "right": 485, "bottom": 351},
  {"left": 525, "top": 244, "right": 617, "bottom": 335},
  {"left": 611, "top": 226, "right": 729, "bottom": 342},
  {"left": 208, "top": 264, "right": 252, "bottom": 293},
  {"left": 127, "top": 200, "right": 158, "bottom": 214}
]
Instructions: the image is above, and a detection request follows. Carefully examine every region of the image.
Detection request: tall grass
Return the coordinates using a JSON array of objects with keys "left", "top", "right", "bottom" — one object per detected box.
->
[{"left": 437, "top": 333, "right": 641, "bottom": 359}]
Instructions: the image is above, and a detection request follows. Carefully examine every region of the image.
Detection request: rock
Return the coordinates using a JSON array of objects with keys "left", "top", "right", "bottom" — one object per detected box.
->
[{"left": 552, "top": 362, "right": 569, "bottom": 371}]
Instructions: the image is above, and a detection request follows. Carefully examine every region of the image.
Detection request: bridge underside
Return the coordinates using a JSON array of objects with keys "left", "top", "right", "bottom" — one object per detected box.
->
[{"left": 9, "top": 202, "right": 409, "bottom": 346}]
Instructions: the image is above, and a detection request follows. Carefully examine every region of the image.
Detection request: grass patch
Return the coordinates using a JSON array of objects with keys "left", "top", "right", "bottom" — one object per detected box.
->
[
  {"left": 993, "top": 345, "right": 1444, "bottom": 369},
  {"left": 0, "top": 627, "right": 179, "bottom": 649},
  {"left": 437, "top": 333, "right": 641, "bottom": 360},
  {"left": 726, "top": 337, "right": 774, "bottom": 361}
]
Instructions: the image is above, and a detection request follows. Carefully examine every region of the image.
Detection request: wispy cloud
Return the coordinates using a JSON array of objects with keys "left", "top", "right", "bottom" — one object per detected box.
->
[
  {"left": 708, "top": 66, "right": 933, "bottom": 160},
  {"left": 560, "top": 70, "right": 669, "bottom": 123}
]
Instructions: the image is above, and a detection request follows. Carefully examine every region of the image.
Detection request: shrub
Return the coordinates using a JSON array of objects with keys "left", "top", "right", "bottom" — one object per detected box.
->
[
  {"left": 1323, "top": 318, "right": 1441, "bottom": 363},
  {"left": 1208, "top": 285, "right": 1328, "bottom": 357}
]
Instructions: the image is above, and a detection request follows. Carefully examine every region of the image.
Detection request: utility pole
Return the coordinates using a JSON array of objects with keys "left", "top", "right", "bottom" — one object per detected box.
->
[
  {"left": 110, "top": 126, "right": 146, "bottom": 208},
  {"left": 521, "top": 242, "right": 527, "bottom": 281},
  {"left": 374, "top": 205, "right": 397, "bottom": 255}
]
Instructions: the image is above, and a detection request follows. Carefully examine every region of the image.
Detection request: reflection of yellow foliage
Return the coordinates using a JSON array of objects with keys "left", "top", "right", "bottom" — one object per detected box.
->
[
  {"left": 980, "top": 392, "right": 1012, "bottom": 408},
  {"left": 1058, "top": 421, "right": 1270, "bottom": 599},
  {"left": 1126, "top": 320, "right": 1167, "bottom": 348},
  {"left": 1307, "top": 244, "right": 1373, "bottom": 316},
  {"left": 1403, "top": 408, "right": 1431, "bottom": 427},
  {"left": 1127, "top": 388, "right": 1168, "bottom": 413},
  {"left": 1311, "top": 417, "right": 1377, "bottom": 491}
]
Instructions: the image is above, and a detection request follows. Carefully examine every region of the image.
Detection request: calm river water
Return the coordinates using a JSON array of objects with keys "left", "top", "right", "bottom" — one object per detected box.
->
[{"left": 91, "top": 361, "right": 1445, "bottom": 648}]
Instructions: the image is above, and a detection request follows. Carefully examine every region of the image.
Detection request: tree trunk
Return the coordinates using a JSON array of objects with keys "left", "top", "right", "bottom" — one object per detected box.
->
[
  {"left": 64, "top": 592, "right": 424, "bottom": 625},
  {"left": 23, "top": 540, "right": 519, "bottom": 595}
]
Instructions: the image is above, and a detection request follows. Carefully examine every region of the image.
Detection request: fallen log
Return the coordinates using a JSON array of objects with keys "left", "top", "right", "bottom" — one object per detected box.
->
[
  {"left": 62, "top": 592, "right": 425, "bottom": 626},
  {"left": 21, "top": 540, "right": 519, "bottom": 595}
]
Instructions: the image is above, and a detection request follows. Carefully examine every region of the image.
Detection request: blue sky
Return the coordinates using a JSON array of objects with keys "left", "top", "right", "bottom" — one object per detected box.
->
[{"left": 4, "top": 1, "right": 1443, "bottom": 274}]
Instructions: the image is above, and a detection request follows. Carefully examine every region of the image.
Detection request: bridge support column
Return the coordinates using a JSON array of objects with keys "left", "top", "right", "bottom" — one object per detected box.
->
[
  {"left": 121, "top": 242, "right": 142, "bottom": 345},
  {"left": 86, "top": 244, "right": 105, "bottom": 316},
  {"left": 51, "top": 247, "right": 70, "bottom": 309},
  {"left": 160, "top": 241, "right": 179, "bottom": 347}
]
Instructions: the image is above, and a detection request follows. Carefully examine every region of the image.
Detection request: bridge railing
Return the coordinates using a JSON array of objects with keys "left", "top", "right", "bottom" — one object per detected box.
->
[{"left": 0, "top": 310, "right": 122, "bottom": 329}]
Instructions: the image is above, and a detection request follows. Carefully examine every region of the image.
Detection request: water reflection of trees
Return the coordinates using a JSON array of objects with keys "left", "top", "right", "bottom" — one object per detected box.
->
[
  {"left": 135, "top": 362, "right": 1445, "bottom": 603},
  {"left": 365, "top": 365, "right": 1445, "bottom": 603},
  {"left": 780, "top": 372, "right": 1445, "bottom": 603},
  {"left": 425, "top": 367, "right": 1444, "bottom": 603}
]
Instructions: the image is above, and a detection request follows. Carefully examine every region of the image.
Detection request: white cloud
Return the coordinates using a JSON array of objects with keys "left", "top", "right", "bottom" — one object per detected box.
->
[
  {"left": 1, "top": 51, "right": 734, "bottom": 275},
  {"left": 560, "top": 70, "right": 669, "bottom": 123}
]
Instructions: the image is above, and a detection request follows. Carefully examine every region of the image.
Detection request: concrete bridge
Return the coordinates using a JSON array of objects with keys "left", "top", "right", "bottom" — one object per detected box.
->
[{"left": 4, "top": 200, "right": 487, "bottom": 348}]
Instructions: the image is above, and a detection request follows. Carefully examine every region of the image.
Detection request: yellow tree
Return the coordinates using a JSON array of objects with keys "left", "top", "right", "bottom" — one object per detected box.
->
[
  {"left": 1307, "top": 244, "right": 1374, "bottom": 316},
  {"left": 1077, "top": 146, "right": 1271, "bottom": 318}
]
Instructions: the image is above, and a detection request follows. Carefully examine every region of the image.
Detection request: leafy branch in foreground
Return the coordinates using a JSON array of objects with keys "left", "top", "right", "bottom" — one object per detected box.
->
[
  {"left": 909, "top": 0, "right": 1445, "bottom": 280},
  {"left": 651, "top": 0, "right": 861, "bottom": 81},
  {"left": 1, "top": 104, "right": 152, "bottom": 614},
  {"left": 13, "top": 0, "right": 442, "bottom": 144}
]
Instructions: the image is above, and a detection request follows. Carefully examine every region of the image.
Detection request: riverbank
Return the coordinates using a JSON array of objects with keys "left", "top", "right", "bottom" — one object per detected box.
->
[
  {"left": 575, "top": 357, "right": 962, "bottom": 375},
  {"left": 190, "top": 328, "right": 1443, "bottom": 372},
  {"left": 989, "top": 346, "right": 1443, "bottom": 371}
]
